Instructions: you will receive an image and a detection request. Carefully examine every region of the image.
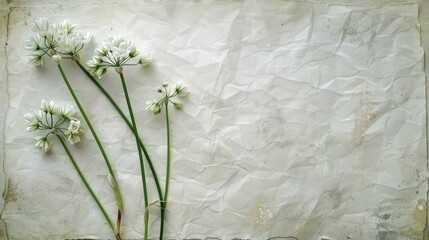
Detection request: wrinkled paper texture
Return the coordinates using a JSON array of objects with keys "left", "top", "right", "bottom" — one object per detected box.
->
[{"left": 1, "top": 1, "right": 427, "bottom": 239}]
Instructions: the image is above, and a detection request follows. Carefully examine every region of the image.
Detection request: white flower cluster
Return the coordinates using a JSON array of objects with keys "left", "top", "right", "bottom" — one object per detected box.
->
[
  {"left": 26, "top": 18, "right": 91, "bottom": 65},
  {"left": 146, "top": 82, "right": 187, "bottom": 115},
  {"left": 25, "top": 100, "right": 84, "bottom": 153},
  {"left": 87, "top": 35, "right": 150, "bottom": 78}
]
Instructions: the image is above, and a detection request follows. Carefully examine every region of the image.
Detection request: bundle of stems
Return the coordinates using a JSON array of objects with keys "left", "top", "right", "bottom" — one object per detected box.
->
[{"left": 73, "top": 58, "right": 166, "bottom": 239}]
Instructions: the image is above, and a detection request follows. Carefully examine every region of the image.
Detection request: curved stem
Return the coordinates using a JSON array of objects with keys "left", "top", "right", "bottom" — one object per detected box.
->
[
  {"left": 56, "top": 63, "right": 123, "bottom": 237},
  {"left": 164, "top": 102, "right": 171, "bottom": 211},
  {"left": 74, "top": 60, "right": 165, "bottom": 239},
  {"left": 115, "top": 209, "right": 122, "bottom": 240},
  {"left": 119, "top": 72, "right": 149, "bottom": 240},
  {"left": 74, "top": 60, "right": 162, "bottom": 197},
  {"left": 56, "top": 135, "right": 116, "bottom": 236}
]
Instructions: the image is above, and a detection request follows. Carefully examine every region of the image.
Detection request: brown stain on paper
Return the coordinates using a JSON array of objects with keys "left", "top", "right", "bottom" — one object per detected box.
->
[
  {"left": 353, "top": 91, "right": 378, "bottom": 143},
  {"left": 389, "top": 198, "right": 427, "bottom": 239},
  {"left": 2, "top": 178, "right": 18, "bottom": 203},
  {"left": 251, "top": 198, "right": 274, "bottom": 230},
  {"left": 414, "top": 198, "right": 427, "bottom": 225},
  {"left": 406, "top": 198, "right": 427, "bottom": 236}
]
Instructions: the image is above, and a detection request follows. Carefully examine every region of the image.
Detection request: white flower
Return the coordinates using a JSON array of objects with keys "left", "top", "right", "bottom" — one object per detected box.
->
[
  {"left": 95, "top": 47, "right": 107, "bottom": 56},
  {"left": 31, "top": 18, "right": 50, "bottom": 37},
  {"left": 147, "top": 81, "right": 187, "bottom": 115},
  {"left": 65, "top": 119, "right": 83, "bottom": 145},
  {"left": 34, "top": 110, "right": 45, "bottom": 122},
  {"left": 29, "top": 50, "right": 45, "bottom": 66},
  {"left": 49, "top": 20, "right": 91, "bottom": 55},
  {"left": 24, "top": 112, "right": 40, "bottom": 132},
  {"left": 59, "top": 105, "right": 77, "bottom": 119},
  {"left": 67, "top": 134, "right": 81, "bottom": 145},
  {"left": 67, "top": 119, "right": 82, "bottom": 134},
  {"left": 25, "top": 35, "right": 45, "bottom": 65},
  {"left": 86, "top": 56, "right": 106, "bottom": 78},
  {"left": 174, "top": 82, "right": 187, "bottom": 97},
  {"left": 56, "top": 30, "right": 91, "bottom": 54},
  {"left": 146, "top": 99, "right": 161, "bottom": 115},
  {"left": 105, "top": 36, "right": 134, "bottom": 58},
  {"left": 27, "top": 18, "right": 91, "bottom": 63},
  {"left": 88, "top": 35, "right": 146, "bottom": 77},
  {"left": 138, "top": 55, "right": 151, "bottom": 65},
  {"left": 25, "top": 100, "right": 84, "bottom": 152},
  {"left": 110, "top": 40, "right": 135, "bottom": 59},
  {"left": 35, "top": 136, "right": 50, "bottom": 153},
  {"left": 25, "top": 34, "right": 43, "bottom": 51},
  {"left": 40, "top": 99, "right": 58, "bottom": 114},
  {"left": 87, "top": 56, "right": 102, "bottom": 67},
  {"left": 46, "top": 20, "right": 75, "bottom": 47}
]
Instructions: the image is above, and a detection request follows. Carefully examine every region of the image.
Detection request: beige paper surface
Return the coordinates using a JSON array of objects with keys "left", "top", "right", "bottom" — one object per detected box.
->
[{"left": 0, "top": 1, "right": 427, "bottom": 239}]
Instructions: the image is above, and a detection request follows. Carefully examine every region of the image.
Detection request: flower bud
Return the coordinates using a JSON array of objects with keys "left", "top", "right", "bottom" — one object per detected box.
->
[
  {"left": 35, "top": 136, "right": 50, "bottom": 153},
  {"left": 129, "top": 48, "right": 138, "bottom": 58},
  {"left": 115, "top": 66, "right": 123, "bottom": 74},
  {"left": 95, "top": 67, "right": 107, "bottom": 78},
  {"left": 173, "top": 102, "right": 182, "bottom": 109},
  {"left": 95, "top": 48, "right": 107, "bottom": 56},
  {"left": 175, "top": 82, "right": 188, "bottom": 97},
  {"left": 146, "top": 100, "right": 162, "bottom": 115},
  {"left": 138, "top": 55, "right": 151, "bottom": 66},
  {"left": 52, "top": 55, "right": 61, "bottom": 64}
]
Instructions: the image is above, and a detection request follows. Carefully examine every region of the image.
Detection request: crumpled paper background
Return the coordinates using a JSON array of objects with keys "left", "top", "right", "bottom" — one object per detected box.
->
[{"left": 0, "top": 0, "right": 427, "bottom": 239}]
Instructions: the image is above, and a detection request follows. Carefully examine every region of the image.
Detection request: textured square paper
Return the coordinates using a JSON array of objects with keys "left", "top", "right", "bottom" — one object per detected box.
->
[{"left": 1, "top": 1, "right": 427, "bottom": 239}]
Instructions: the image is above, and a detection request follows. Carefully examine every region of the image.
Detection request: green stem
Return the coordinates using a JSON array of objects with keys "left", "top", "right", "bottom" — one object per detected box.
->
[
  {"left": 74, "top": 60, "right": 165, "bottom": 239},
  {"left": 56, "top": 63, "right": 123, "bottom": 237},
  {"left": 119, "top": 72, "right": 149, "bottom": 240},
  {"left": 164, "top": 102, "right": 171, "bottom": 211},
  {"left": 160, "top": 205, "right": 165, "bottom": 240},
  {"left": 57, "top": 135, "right": 115, "bottom": 235}
]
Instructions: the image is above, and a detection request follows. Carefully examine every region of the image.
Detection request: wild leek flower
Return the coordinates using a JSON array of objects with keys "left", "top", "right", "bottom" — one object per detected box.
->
[
  {"left": 146, "top": 81, "right": 187, "bottom": 115},
  {"left": 66, "top": 36, "right": 162, "bottom": 212},
  {"left": 25, "top": 99, "right": 83, "bottom": 153},
  {"left": 146, "top": 81, "right": 187, "bottom": 240},
  {"left": 68, "top": 33, "right": 163, "bottom": 240},
  {"left": 88, "top": 35, "right": 152, "bottom": 239},
  {"left": 26, "top": 18, "right": 91, "bottom": 65},
  {"left": 26, "top": 19, "right": 123, "bottom": 240},
  {"left": 87, "top": 35, "right": 150, "bottom": 78},
  {"left": 25, "top": 100, "right": 117, "bottom": 237},
  {"left": 86, "top": 35, "right": 166, "bottom": 240}
]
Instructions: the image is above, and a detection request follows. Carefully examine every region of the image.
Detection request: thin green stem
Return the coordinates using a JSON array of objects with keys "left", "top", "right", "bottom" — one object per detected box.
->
[
  {"left": 56, "top": 135, "right": 115, "bottom": 235},
  {"left": 119, "top": 72, "right": 149, "bottom": 240},
  {"left": 74, "top": 60, "right": 165, "bottom": 239},
  {"left": 56, "top": 63, "right": 123, "bottom": 237},
  {"left": 159, "top": 204, "right": 165, "bottom": 240},
  {"left": 74, "top": 60, "right": 162, "bottom": 197},
  {"left": 164, "top": 102, "right": 171, "bottom": 211}
]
